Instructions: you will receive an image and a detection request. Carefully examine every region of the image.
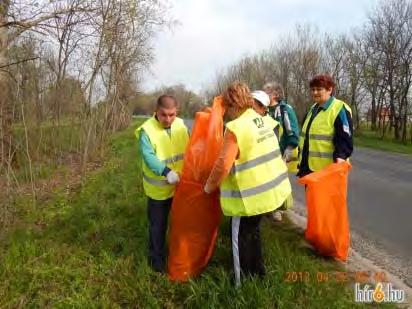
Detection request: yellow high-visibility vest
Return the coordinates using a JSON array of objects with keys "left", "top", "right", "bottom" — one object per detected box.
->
[
  {"left": 298, "top": 98, "right": 352, "bottom": 172},
  {"left": 135, "top": 116, "right": 189, "bottom": 200},
  {"left": 220, "top": 109, "right": 292, "bottom": 217}
]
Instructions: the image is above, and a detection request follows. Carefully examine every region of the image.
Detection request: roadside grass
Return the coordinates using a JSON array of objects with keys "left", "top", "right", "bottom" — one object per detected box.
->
[
  {"left": 11, "top": 122, "right": 83, "bottom": 183},
  {"left": 0, "top": 123, "right": 395, "bottom": 308},
  {"left": 354, "top": 127, "right": 412, "bottom": 155}
]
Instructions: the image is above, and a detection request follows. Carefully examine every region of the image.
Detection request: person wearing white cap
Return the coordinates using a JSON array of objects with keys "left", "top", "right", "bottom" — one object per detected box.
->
[
  {"left": 251, "top": 90, "right": 291, "bottom": 223},
  {"left": 251, "top": 90, "right": 270, "bottom": 116}
]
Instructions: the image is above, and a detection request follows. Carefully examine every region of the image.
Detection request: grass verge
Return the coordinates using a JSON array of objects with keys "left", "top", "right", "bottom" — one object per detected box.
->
[
  {"left": 355, "top": 129, "right": 412, "bottom": 155},
  {"left": 0, "top": 123, "right": 396, "bottom": 308}
]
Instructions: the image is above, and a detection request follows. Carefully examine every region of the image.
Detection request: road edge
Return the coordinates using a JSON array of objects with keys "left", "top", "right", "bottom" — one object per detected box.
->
[{"left": 286, "top": 208, "right": 412, "bottom": 306}]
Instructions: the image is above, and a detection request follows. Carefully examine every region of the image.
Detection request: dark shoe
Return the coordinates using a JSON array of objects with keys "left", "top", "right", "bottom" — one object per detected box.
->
[{"left": 148, "top": 259, "right": 166, "bottom": 274}]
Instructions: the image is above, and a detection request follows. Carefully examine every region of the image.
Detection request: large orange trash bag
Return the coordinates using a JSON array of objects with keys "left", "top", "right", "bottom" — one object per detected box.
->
[
  {"left": 298, "top": 162, "right": 352, "bottom": 261},
  {"left": 168, "top": 97, "right": 224, "bottom": 281}
]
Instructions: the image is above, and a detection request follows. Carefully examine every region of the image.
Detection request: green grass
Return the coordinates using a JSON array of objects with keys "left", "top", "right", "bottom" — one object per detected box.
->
[
  {"left": 0, "top": 123, "right": 395, "bottom": 308},
  {"left": 355, "top": 128, "right": 412, "bottom": 155},
  {"left": 10, "top": 122, "right": 83, "bottom": 183}
]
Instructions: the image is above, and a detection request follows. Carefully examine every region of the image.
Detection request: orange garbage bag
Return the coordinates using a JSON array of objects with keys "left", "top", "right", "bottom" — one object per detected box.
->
[
  {"left": 168, "top": 97, "right": 224, "bottom": 281},
  {"left": 298, "top": 162, "right": 352, "bottom": 261}
]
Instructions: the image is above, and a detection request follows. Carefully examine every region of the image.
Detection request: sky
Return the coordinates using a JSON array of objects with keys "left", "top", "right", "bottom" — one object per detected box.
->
[{"left": 141, "top": 0, "right": 378, "bottom": 93}]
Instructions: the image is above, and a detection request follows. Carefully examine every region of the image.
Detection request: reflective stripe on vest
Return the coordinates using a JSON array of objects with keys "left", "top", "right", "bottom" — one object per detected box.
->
[
  {"left": 136, "top": 116, "right": 189, "bottom": 200},
  {"left": 142, "top": 173, "right": 169, "bottom": 186},
  {"left": 299, "top": 133, "right": 332, "bottom": 141},
  {"left": 221, "top": 172, "right": 289, "bottom": 198},
  {"left": 308, "top": 151, "right": 333, "bottom": 159},
  {"left": 220, "top": 109, "right": 292, "bottom": 217},
  {"left": 230, "top": 149, "right": 281, "bottom": 174},
  {"left": 162, "top": 153, "right": 184, "bottom": 164},
  {"left": 298, "top": 99, "right": 352, "bottom": 172},
  {"left": 308, "top": 134, "right": 333, "bottom": 141}
]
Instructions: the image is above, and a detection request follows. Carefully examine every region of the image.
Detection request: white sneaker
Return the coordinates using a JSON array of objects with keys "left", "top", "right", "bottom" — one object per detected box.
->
[{"left": 272, "top": 211, "right": 283, "bottom": 222}]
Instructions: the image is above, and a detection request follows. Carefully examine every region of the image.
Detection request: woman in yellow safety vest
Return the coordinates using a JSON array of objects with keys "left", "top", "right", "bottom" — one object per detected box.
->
[
  {"left": 298, "top": 74, "right": 353, "bottom": 177},
  {"left": 204, "top": 82, "right": 291, "bottom": 285}
]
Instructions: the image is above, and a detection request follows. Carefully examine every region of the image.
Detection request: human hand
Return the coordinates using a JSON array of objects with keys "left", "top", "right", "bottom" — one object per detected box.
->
[
  {"left": 166, "top": 170, "right": 180, "bottom": 184},
  {"left": 282, "top": 147, "right": 294, "bottom": 163},
  {"left": 204, "top": 184, "right": 212, "bottom": 194}
]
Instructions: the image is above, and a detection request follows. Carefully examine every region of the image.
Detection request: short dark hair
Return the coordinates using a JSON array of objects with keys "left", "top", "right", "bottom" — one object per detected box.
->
[
  {"left": 309, "top": 74, "right": 335, "bottom": 90},
  {"left": 157, "top": 95, "right": 178, "bottom": 109}
]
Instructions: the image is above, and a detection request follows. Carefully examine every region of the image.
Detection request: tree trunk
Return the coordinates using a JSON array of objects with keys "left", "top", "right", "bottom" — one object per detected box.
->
[
  {"left": 0, "top": 1, "right": 13, "bottom": 168},
  {"left": 350, "top": 82, "right": 360, "bottom": 129},
  {"left": 400, "top": 94, "right": 409, "bottom": 144},
  {"left": 371, "top": 96, "right": 377, "bottom": 130},
  {"left": 410, "top": 119, "right": 412, "bottom": 144},
  {"left": 401, "top": 113, "right": 407, "bottom": 144}
]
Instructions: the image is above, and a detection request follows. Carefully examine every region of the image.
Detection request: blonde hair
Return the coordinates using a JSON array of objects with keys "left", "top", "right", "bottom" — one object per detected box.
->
[{"left": 222, "top": 82, "right": 253, "bottom": 113}]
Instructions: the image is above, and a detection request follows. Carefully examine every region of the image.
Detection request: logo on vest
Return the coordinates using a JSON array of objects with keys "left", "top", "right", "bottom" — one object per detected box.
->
[{"left": 253, "top": 117, "right": 264, "bottom": 128}]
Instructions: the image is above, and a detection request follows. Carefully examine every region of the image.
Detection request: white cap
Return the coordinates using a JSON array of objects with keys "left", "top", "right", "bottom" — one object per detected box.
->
[{"left": 252, "top": 90, "right": 270, "bottom": 107}]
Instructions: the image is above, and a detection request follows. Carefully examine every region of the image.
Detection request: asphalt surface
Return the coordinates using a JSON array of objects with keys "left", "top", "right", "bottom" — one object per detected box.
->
[{"left": 291, "top": 147, "right": 412, "bottom": 284}]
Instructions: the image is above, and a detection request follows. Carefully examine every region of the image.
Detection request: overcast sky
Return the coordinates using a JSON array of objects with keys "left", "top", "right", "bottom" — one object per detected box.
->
[{"left": 141, "top": 0, "right": 377, "bottom": 93}]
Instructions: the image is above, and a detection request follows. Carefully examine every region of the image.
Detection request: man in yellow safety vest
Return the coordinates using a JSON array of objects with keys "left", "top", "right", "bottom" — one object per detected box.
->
[{"left": 135, "top": 95, "right": 189, "bottom": 273}]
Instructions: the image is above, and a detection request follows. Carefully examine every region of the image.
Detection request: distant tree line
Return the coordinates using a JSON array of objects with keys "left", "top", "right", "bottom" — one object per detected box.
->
[
  {"left": 207, "top": 0, "right": 412, "bottom": 143},
  {"left": 132, "top": 84, "right": 205, "bottom": 118}
]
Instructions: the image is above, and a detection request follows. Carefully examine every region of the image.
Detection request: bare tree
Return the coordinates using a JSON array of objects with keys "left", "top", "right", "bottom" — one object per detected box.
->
[
  {"left": 1, "top": 0, "right": 173, "bottom": 228},
  {"left": 44, "top": 0, "right": 91, "bottom": 121},
  {"left": 366, "top": 0, "right": 412, "bottom": 139},
  {"left": 0, "top": 0, "right": 12, "bottom": 170},
  {"left": 0, "top": 0, "right": 93, "bottom": 169}
]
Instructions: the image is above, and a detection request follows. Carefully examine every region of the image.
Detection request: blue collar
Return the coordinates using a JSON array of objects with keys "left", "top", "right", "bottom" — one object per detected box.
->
[
  {"left": 315, "top": 96, "right": 335, "bottom": 111},
  {"left": 268, "top": 100, "right": 286, "bottom": 110}
]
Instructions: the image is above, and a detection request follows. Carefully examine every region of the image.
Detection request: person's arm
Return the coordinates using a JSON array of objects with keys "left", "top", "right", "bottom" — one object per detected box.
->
[
  {"left": 283, "top": 105, "right": 300, "bottom": 149},
  {"left": 139, "top": 130, "right": 170, "bottom": 176},
  {"left": 333, "top": 107, "right": 354, "bottom": 161},
  {"left": 204, "top": 129, "right": 239, "bottom": 193}
]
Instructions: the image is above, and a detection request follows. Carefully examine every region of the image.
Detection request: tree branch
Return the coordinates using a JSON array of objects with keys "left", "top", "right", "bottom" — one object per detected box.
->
[{"left": 0, "top": 56, "right": 39, "bottom": 69}]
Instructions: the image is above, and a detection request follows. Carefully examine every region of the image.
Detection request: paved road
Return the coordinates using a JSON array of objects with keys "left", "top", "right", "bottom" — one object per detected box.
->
[{"left": 291, "top": 148, "right": 412, "bottom": 283}]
